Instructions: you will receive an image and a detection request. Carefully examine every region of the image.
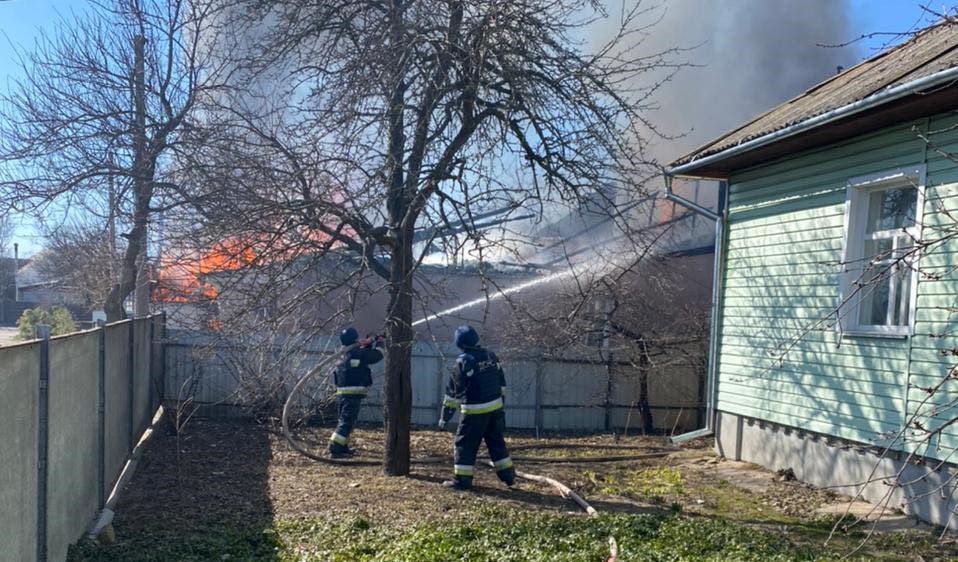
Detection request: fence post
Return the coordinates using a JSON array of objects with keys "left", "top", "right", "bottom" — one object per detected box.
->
[
  {"left": 36, "top": 324, "right": 51, "bottom": 562},
  {"left": 534, "top": 359, "right": 543, "bottom": 436},
  {"left": 604, "top": 355, "right": 614, "bottom": 432},
  {"left": 434, "top": 352, "right": 445, "bottom": 419},
  {"left": 128, "top": 319, "right": 135, "bottom": 449},
  {"left": 148, "top": 315, "right": 155, "bottom": 413},
  {"left": 96, "top": 320, "right": 106, "bottom": 509},
  {"left": 159, "top": 312, "right": 167, "bottom": 411}
]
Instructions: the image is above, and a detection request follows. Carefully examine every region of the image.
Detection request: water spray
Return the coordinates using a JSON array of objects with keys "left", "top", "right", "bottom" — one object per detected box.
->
[{"left": 411, "top": 259, "right": 610, "bottom": 327}]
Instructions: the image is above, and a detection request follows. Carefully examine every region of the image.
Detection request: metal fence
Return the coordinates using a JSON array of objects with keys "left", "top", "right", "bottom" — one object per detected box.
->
[
  {"left": 0, "top": 315, "right": 163, "bottom": 562},
  {"left": 163, "top": 332, "right": 704, "bottom": 433}
]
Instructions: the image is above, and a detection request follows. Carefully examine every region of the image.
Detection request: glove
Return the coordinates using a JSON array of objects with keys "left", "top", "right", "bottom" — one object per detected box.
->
[
  {"left": 437, "top": 419, "right": 447, "bottom": 430},
  {"left": 374, "top": 335, "right": 385, "bottom": 349}
]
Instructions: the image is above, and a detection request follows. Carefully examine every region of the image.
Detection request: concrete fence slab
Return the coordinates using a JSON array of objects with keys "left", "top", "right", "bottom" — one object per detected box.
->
[
  {"left": 0, "top": 342, "right": 40, "bottom": 562},
  {"left": 46, "top": 332, "right": 99, "bottom": 562},
  {"left": 103, "top": 324, "right": 132, "bottom": 488},
  {"left": 132, "top": 319, "right": 152, "bottom": 438}
]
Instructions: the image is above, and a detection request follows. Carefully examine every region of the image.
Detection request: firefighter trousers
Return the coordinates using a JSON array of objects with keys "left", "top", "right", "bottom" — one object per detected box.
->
[
  {"left": 453, "top": 408, "right": 515, "bottom": 486},
  {"left": 329, "top": 395, "right": 363, "bottom": 453}
]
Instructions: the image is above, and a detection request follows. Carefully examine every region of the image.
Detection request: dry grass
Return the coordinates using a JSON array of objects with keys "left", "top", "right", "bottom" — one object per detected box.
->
[
  {"left": 91, "top": 420, "right": 957, "bottom": 562},
  {"left": 113, "top": 420, "right": 677, "bottom": 535}
]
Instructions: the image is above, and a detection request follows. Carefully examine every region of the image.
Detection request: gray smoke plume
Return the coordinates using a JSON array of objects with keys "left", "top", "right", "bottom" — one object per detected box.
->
[{"left": 595, "top": 0, "right": 862, "bottom": 163}]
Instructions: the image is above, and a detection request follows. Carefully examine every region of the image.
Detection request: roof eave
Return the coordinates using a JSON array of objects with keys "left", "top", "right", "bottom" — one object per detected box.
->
[{"left": 667, "top": 63, "right": 958, "bottom": 178}]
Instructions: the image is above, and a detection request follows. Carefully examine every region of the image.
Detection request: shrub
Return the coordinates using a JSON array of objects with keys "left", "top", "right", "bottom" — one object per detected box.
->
[{"left": 16, "top": 306, "right": 77, "bottom": 340}]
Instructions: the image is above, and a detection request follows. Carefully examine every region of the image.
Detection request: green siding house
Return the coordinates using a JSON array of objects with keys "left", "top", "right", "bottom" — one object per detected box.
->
[{"left": 667, "top": 22, "right": 958, "bottom": 527}]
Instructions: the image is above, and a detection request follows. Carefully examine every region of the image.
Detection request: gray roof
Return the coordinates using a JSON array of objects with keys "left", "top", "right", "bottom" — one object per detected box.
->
[{"left": 672, "top": 21, "right": 958, "bottom": 169}]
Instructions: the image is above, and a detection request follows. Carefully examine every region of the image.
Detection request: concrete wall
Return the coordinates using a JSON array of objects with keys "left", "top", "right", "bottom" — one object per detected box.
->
[
  {"left": 0, "top": 316, "right": 160, "bottom": 562},
  {"left": 104, "top": 322, "right": 132, "bottom": 485},
  {"left": 47, "top": 332, "right": 99, "bottom": 562},
  {"left": 0, "top": 342, "right": 40, "bottom": 562},
  {"left": 716, "top": 410, "right": 958, "bottom": 529}
]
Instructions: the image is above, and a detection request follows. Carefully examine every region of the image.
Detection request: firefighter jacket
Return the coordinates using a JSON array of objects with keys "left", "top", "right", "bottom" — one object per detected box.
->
[
  {"left": 334, "top": 344, "right": 383, "bottom": 396},
  {"left": 441, "top": 346, "right": 506, "bottom": 421}
]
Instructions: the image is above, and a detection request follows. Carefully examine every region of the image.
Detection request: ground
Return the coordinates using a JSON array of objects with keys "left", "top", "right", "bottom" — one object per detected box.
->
[
  {"left": 0, "top": 326, "right": 19, "bottom": 347},
  {"left": 69, "top": 420, "right": 958, "bottom": 562}
]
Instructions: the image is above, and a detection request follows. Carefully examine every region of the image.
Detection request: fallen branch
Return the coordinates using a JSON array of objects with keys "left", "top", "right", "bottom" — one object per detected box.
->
[{"left": 510, "top": 465, "right": 598, "bottom": 516}]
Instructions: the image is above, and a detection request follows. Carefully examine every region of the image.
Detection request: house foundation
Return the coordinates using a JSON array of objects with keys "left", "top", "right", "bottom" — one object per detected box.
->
[{"left": 715, "top": 410, "right": 958, "bottom": 530}]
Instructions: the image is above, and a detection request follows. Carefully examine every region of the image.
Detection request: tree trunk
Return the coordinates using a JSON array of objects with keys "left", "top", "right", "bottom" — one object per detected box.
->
[
  {"left": 134, "top": 226, "right": 150, "bottom": 317},
  {"left": 381, "top": 0, "right": 412, "bottom": 475},
  {"left": 105, "top": 34, "right": 149, "bottom": 322},
  {"left": 383, "top": 230, "right": 414, "bottom": 475}
]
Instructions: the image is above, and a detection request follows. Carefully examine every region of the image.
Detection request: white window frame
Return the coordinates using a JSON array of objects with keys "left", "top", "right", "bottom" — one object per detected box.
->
[{"left": 838, "top": 165, "right": 925, "bottom": 338}]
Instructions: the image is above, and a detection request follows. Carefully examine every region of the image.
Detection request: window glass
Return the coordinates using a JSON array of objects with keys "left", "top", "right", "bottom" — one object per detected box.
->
[
  {"left": 893, "top": 265, "right": 910, "bottom": 326},
  {"left": 844, "top": 170, "right": 922, "bottom": 334},
  {"left": 858, "top": 273, "right": 890, "bottom": 326},
  {"left": 863, "top": 238, "right": 893, "bottom": 263},
  {"left": 865, "top": 186, "right": 917, "bottom": 233}
]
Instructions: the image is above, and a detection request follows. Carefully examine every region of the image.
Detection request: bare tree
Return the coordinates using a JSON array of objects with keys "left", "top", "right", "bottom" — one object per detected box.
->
[
  {"left": 180, "top": 0, "right": 683, "bottom": 474},
  {"left": 32, "top": 221, "right": 123, "bottom": 311},
  {"left": 0, "top": 0, "right": 231, "bottom": 320}
]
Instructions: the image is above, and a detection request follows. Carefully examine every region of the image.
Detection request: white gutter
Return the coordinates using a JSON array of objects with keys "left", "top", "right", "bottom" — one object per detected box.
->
[{"left": 669, "top": 63, "right": 958, "bottom": 176}]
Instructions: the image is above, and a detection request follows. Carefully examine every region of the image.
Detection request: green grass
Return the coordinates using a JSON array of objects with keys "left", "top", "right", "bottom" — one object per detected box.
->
[
  {"left": 693, "top": 479, "right": 799, "bottom": 525},
  {"left": 68, "top": 508, "right": 954, "bottom": 562},
  {"left": 585, "top": 466, "right": 685, "bottom": 501}
]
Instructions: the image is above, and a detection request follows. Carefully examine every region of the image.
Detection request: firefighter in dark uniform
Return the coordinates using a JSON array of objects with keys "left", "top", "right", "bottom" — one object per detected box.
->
[
  {"left": 439, "top": 325, "right": 515, "bottom": 490},
  {"left": 329, "top": 327, "right": 384, "bottom": 458}
]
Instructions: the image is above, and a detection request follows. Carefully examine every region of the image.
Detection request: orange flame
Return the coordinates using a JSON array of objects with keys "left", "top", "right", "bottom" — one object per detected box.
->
[{"left": 155, "top": 240, "right": 257, "bottom": 303}]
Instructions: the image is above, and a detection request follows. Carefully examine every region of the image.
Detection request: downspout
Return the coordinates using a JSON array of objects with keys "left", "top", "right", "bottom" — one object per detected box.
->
[{"left": 664, "top": 174, "right": 727, "bottom": 443}]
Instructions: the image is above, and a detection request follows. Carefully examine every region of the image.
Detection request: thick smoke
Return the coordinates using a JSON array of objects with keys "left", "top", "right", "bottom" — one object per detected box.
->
[{"left": 596, "top": 0, "right": 862, "bottom": 162}]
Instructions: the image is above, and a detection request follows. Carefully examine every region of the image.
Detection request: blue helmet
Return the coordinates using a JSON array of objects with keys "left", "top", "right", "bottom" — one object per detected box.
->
[
  {"left": 454, "top": 325, "right": 479, "bottom": 349},
  {"left": 340, "top": 327, "right": 359, "bottom": 346}
]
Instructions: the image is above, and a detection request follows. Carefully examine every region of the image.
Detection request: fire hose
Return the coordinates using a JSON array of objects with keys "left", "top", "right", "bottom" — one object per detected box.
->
[{"left": 280, "top": 346, "right": 669, "bottom": 561}]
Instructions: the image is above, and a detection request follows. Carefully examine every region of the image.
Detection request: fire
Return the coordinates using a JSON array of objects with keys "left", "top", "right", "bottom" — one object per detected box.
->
[
  {"left": 154, "top": 229, "right": 345, "bottom": 304},
  {"left": 154, "top": 239, "right": 257, "bottom": 303}
]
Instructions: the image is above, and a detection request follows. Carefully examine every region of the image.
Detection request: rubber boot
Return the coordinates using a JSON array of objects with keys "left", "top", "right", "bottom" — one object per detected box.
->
[{"left": 442, "top": 477, "right": 472, "bottom": 491}]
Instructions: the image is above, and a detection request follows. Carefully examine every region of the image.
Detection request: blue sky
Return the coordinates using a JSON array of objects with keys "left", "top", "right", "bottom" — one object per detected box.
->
[
  {"left": 0, "top": 0, "right": 948, "bottom": 256},
  {"left": 0, "top": 1, "right": 89, "bottom": 256},
  {"left": 850, "top": 0, "right": 943, "bottom": 51}
]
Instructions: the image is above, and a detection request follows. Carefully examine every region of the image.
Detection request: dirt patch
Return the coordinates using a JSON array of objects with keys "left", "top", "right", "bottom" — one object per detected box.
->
[
  {"left": 102, "top": 420, "right": 955, "bottom": 562},
  {"left": 113, "top": 420, "right": 676, "bottom": 537}
]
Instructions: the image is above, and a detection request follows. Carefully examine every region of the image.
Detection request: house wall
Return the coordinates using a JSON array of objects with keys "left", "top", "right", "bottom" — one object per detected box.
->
[{"left": 717, "top": 113, "right": 958, "bottom": 460}]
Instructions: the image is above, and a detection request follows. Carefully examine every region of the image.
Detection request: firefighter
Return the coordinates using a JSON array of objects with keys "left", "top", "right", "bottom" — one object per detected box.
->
[
  {"left": 438, "top": 325, "right": 515, "bottom": 490},
  {"left": 329, "top": 327, "right": 384, "bottom": 458}
]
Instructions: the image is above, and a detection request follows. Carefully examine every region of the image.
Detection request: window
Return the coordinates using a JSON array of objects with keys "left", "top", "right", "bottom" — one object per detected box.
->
[{"left": 839, "top": 166, "right": 924, "bottom": 337}]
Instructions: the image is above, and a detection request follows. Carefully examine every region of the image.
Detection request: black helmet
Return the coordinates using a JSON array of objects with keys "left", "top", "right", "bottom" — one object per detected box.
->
[
  {"left": 340, "top": 327, "right": 359, "bottom": 346},
  {"left": 454, "top": 325, "right": 479, "bottom": 349}
]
